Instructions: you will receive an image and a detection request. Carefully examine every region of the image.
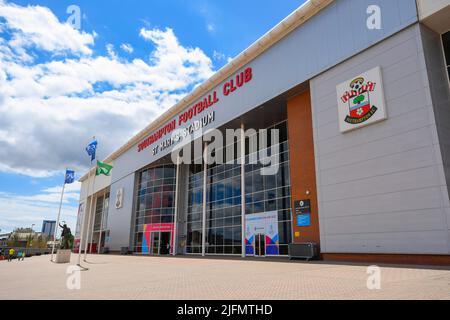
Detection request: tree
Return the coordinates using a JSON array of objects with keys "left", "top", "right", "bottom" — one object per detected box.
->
[
  {"left": 26, "top": 234, "right": 34, "bottom": 248},
  {"left": 14, "top": 228, "right": 33, "bottom": 233}
]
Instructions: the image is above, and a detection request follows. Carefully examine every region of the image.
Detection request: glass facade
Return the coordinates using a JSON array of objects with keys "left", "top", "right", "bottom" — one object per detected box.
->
[
  {"left": 186, "top": 119, "right": 292, "bottom": 256},
  {"left": 133, "top": 164, "right": 176, "bottom": 253},
  {"left": 205, "top": 140, "right": 242, "bottom": 255},
  {"left": 186, "top": 163, "right": 204, "bottom": 254},
  {"left": 244, "top": 121, "right": 292, "bottom": 255},
  {"left": 93, "top": 192, "right": 109, "bottom": 232}
]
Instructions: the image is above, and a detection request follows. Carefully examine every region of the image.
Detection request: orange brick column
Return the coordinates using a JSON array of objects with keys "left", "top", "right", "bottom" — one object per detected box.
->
[{"left": 287, "top": 90, "right": 321, "bottom": 247}]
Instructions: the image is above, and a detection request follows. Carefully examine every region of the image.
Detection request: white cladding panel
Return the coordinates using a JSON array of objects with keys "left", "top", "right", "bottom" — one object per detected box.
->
[
  {"left": 79, "top": 172, "right": 112, "bottom": 201},
  {"left": 311, "top": 24, "right": 450, "bottom": 254},
  {"left": 106, "top": 173, "right": 135, "bottom": 251},
  {"left": 417, "top": 0, "right": 450, "bottom": 20}
]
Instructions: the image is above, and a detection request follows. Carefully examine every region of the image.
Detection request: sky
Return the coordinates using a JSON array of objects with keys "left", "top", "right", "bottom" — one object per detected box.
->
[{"left": 0, "top": 0, "right": 306, "bottom": 234}]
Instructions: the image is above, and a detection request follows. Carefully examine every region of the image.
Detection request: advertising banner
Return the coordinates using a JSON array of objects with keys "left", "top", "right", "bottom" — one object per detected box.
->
[{"left": 245, "top": 211, "right": 279, "bottom": 255}]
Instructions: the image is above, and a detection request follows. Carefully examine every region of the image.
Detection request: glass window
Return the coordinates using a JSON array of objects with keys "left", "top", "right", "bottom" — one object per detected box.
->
[
  {"left": 215, "top": 227, "right": 224, "bottom": 246},
  {"left": 443, "top": 32, "right": 450, "bottom": 82},
  {"left": 186, "top": 119, "right": 292, "bottom": 256},
  {"left": 232, "top": 226, "right": 241, "bottom": 245},
  {"left": 133, "top": 164, "right": 176, "bottom": 252},
  {"left": 93, "top": 195, "right": 108, "bottom": 232},
  {"left": 186, "top": 162, "right": 204, "bottom": 254},
  {"left": 244, "top": 120, "right": 292, "bottom": 256},
  {"left": 201, "top": 147, "right": 244, "bottom": 255}
]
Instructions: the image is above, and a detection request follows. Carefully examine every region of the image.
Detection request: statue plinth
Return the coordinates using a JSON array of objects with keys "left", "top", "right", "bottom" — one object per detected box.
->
[{"left": 55, "top": 249, "right": 71, "bottom": 264}]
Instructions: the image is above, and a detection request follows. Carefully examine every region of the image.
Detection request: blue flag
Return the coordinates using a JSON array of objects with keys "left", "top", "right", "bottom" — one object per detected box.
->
[
  {"left": 86, "top": 140, "right": 98, "bottom": 162},
  {"left": 65, "top": 169, "right": 75, "bottom": 184}
]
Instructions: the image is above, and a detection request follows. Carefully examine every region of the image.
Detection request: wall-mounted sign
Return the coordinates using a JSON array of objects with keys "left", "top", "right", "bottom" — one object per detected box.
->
[
  {"left": 336, "top": 66, "right": 387, "bottom": 133},
  {"left": 137, "top": 67, "right": 254, "bottom": 154},
  {"left": 294, "top": 200, "right": 311, "bottom": 227},
  {"left": 297, "top": 214, "right": 311, "bottom": 227},
  {"left": 294, "top": 200, "right": 310, "bottom": 215},
  {"left": 115, "top": 188, "right": 124, "bottom": 209}
]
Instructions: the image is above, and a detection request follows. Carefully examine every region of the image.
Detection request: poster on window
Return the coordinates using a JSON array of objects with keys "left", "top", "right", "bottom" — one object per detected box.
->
[{"left": 245, "top": 211, "right": 279, "bottom": 255}]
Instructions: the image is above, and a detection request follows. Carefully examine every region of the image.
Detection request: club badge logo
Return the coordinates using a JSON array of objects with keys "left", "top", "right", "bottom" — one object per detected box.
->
[
  {"left": 340, "top": 77, "right": 378, "bottom": 125},
  {"left": 336, "top": 67, "right": 387, "bottom": 133}
]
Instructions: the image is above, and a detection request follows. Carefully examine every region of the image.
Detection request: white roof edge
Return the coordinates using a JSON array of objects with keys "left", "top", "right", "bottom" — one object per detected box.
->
[{"left": 80, "top": 0, "right": 334, "bottom": 182}]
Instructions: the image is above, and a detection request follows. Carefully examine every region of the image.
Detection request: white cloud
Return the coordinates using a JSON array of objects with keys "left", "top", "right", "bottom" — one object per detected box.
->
[
  {"left": 195, "top": 3, "right": 218, "bottom": 35},
  {"left": 0, "top": 182, "right": 81, "bottom": 233},
  {"left": 120, "top": 43, "right": 134, "bottom": 54},
  {"left": 0, "top": 2, "right": 217, "bottom": 237},
  {"left": 0, "top": 4, "right": 215, "bottom": 178},
  {"left": 106, "top": 43, "right": 117, "bottom": 59},
  {"left": 0, "top": 1, "right": 95, "bottom": 59},
  {"left": 206, "top": 23, "right": 215, "bottom": 33},
  {"left": 213, "top": 50, "right": 233, "bottom": 62},
  {"left": 140, "top": 27, "right": 213, "bottom": 82}
]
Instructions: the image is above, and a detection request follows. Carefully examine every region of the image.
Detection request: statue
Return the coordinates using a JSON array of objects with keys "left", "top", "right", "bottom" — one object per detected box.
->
[{"left": 59, "top": 224, "right": 72, "bottom": 250}]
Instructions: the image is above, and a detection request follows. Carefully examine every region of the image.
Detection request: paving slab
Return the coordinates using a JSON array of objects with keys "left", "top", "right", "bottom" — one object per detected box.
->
[{"left": 0, "top": 254, "right": 449, "bottom": 300}]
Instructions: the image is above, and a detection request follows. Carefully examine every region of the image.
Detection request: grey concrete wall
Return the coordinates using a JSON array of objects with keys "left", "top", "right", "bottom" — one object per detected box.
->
[
  {"left": 106, "top": 173, "right": 135, "bottom": 251},
  {"left": 310, "top": 24, "right": 450, "bottom": 255}
]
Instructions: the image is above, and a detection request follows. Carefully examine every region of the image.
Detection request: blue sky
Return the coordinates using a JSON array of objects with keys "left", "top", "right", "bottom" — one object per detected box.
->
[{"left": 0, "top": 0, "right": 305, "bottom": 234}]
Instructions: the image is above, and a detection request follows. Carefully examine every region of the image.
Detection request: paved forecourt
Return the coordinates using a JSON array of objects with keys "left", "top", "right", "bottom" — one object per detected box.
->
[{"left": 0, "top": 254, "right": 449, "bottom": 300}]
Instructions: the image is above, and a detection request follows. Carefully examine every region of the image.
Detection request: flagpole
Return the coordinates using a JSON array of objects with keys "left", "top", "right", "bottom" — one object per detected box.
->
[
  {"left": 84, "top": 138, "right": 99, "bottom": 261},
  {"left": 51, "top": 171, "right": 66, "bottom": 262},
  {"left": 84, "top": 163, "right": 97, "bottom": 261},
  {"left": 87, "top": 188, "right": 97, "bottom": 255},
  {"left": 77, "top": 137, "right": 96, "bottom": 269},
  {"left": 77, "top": 164, "right": 92, "bottom": 268},
  {"left": 94, "top": 162, "right": 113, "bottom": 255}
]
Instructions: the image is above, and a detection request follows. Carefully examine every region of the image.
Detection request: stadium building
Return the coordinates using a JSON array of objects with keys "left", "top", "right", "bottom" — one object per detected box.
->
[{"left": 76, "top": 0, "right": 450, "bottom": 265}]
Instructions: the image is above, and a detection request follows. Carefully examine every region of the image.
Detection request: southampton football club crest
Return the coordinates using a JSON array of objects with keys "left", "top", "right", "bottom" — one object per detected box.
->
[
  {"left": 336, "top": 67, "right": 387, "bottom": 133},
  {"left": 342, "top": 77, "right": 377, "bottom": 124}
]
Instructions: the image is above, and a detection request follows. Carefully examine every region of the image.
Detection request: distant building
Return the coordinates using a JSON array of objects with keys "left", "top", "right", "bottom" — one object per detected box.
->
[
  {"left": 0, "top": 233, "right": 10, "bottom": 248},
  {"left": 41, "top": 220, "right": 56, "bottom": 239}
]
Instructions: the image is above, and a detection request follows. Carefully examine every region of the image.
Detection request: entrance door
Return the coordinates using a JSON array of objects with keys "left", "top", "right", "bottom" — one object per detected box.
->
[
  {"left": 159, "top": 232, "right": 171, "bottom": 255},
  {"left": 151, "top": 232, "right": 160, "bottom": 255},
  {"left": 254, "top": 234, "right": 266, "bottom": 257}
]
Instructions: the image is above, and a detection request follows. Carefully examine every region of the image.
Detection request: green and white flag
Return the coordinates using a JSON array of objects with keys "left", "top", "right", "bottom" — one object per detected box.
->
[{"left": 96, "top": 160, "right": 113, "bottom": 176}]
